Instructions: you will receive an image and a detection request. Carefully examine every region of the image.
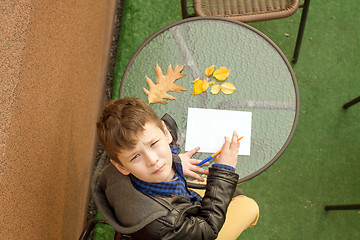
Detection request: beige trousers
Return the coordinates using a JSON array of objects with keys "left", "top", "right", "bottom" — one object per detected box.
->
[{"left": 192, "top": 189, "right": 259, "bottom": 240}]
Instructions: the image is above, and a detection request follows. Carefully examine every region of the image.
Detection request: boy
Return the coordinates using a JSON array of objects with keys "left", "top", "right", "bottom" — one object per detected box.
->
[{"left": 95, "top": 97, "right": 259, "bottom": 239}]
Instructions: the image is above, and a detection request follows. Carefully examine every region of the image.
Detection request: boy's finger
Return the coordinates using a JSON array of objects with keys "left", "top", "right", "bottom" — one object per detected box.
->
[
  {"left": 186, "top": 146, "right": 200, "bottom": 157},
  {"left": 188, "top": 172, "right": 205, "bottom": 182},
  {"left": 202, "top": 161, "right": 210, "bottom": 166},
  {"left": 193, "top": 166, "right": 209, "bottom": 175},
  {"left": 232, "top": 131, "right": 238, "bottom": 142},
  {"left": 230, "top": 131, "right": 240, "bottom": 150},
  {"left": 194, "top": 159, "right": 210, "bottom": 165},
  {"left": 223, "top": 136, "right": 230, "bottom": 148}
]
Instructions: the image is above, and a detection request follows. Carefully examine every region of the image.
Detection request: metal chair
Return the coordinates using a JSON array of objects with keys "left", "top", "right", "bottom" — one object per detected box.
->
[
  {"left": 181, "top": 0, "right": 311, "bottom": 63},
  {"left": 325, "top": 204, "right": 360, "bottom": 211},
  {"left": 79, "top": 114, "right": 195, "bottom": 240},
  {"left": 342, "top": 96, "right": 360, "bottom": 109},
  {"left": 78, "top": 218, "right": 127, "bottom": 240},
  {"left": 78, "top": 151, "right": 133, "bottom": 240},
  {"left": 324, "top": 96, "right": 359, "bottom": 211}
]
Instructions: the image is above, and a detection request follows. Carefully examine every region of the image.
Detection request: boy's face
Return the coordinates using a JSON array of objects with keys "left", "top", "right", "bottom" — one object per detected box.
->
[{"left": 111, "top": 122, "right": 175, "bottom": 183}]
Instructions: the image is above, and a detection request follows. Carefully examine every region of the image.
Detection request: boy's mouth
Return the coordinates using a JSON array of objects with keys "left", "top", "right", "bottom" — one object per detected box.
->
[{"left": 153, "top": 164, "right": 164, "bottom": 174}]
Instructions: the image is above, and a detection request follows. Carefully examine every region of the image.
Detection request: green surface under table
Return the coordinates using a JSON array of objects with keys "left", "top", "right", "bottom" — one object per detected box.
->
[{"left": 119, "top": 17, "right": 299, "bottom": 185}]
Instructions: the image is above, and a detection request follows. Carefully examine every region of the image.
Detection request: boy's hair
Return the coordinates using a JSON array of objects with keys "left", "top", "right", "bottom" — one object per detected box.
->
[{"left": 96, "top": 97, "right": 164, "bottom": 163}]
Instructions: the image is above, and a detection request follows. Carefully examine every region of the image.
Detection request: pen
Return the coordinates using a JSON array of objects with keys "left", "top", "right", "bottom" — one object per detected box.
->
[{"left": 197, "top": 136, "right": 243, "bottom": 166}]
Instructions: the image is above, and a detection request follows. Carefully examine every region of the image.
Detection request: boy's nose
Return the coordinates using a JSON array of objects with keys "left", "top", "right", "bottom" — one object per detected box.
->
[{"left": 145, "top": 151, "right": 158, "bottom": 166}]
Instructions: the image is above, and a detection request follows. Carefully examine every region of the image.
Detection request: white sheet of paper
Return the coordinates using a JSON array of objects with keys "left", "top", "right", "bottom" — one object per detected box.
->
[{"left": 185, "top": 108, "right": 252, "bottom": 156}]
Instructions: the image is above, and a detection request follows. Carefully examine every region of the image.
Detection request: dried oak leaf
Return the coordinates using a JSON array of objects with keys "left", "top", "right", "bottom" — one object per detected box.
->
[{"left": 143, "top": 63, "right": 187, "bottom": 104}]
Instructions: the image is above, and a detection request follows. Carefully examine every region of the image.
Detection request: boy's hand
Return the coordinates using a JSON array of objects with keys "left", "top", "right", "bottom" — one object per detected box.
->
[
  {"left": 179, "top": 147, "right": 209, "bottom": 182},
  {"left": 215, "top": 131, "right": 240, "bottom": 168}
]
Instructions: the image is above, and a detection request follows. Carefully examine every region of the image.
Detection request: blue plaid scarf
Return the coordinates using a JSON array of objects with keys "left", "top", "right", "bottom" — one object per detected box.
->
[
  {"left": 131, "top": 147, "right": 235, "bottom": 203},
  {"left": 131, "top": 155, "right": 202, "bottom": 203}
]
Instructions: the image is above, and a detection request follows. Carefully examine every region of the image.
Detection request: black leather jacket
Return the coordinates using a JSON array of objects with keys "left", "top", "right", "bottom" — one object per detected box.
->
[{"left": 94, "top": 155, "right": 239, "bottom": 240}]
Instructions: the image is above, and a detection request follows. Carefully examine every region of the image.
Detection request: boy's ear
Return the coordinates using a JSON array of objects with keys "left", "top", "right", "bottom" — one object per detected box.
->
[
  {"left": 162, "top": 121, "right": 173, "bottom": 144},
  {"left": 110, "top": 159, "right": 130, "bottom": 175}
]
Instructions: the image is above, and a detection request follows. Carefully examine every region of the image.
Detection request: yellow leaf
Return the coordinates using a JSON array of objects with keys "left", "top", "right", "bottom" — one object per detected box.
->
[
  {"left": 205, "top": 65, "right": 215, "bottom": 76},
  {"left": 213, "top": 67, "right": 231, "bottom": 81},
  {"left": 211, "top": 85, "right": 221, "bottom": 94},
  {"left": 192, "top": 78, "right": 201, "bottom": 84},
  {"left": 209, "top": 81, "right": 215, "bottom": 85},
  {"left": 192, "top": 79, "right": 204, "bottom": 95},
  {"left": 202, "top": 79, "right": 210, "bottom": 92},
  {"left": 221, "top": 82, "right": 236, "bottom": 94},
  {"left": 144, "top": 63, "right": 186, "bottom": 104}
]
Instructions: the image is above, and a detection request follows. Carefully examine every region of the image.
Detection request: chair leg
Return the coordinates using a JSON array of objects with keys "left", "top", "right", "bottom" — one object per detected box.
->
[
  {"left": 343, "top": 96, "right": 360, "bottom": 109},
  {"left": 78, "top": 218, "right": 98, "bottom": 240},
  {"left": 114, "top": 232, "right": 122, "bottom": 240},
  {"left": 181, "top": 0, "right": 188, "bottom": 18},
  {"left": 325, "top": 204, "right": 360, "bottom": 211},
  {"left": 181, "top": 0, "right": 195, "bottom": 19},
  {"left": 292, "top": 0, "right": 311, "bottom": 63}
]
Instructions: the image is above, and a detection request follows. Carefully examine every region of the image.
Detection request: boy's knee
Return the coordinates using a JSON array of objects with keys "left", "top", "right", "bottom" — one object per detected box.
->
[
  {"left": 217, "top": 196, "right": 259, "bottom": 240},
  {"left": 245, "top": 196, "right": 259, "bottom": 215},
  {"left": 243, "top": 196, "right": 259, "bottom": 226},
  {"left": 231, "top": 195, "right": 259, "bottom": 226}
]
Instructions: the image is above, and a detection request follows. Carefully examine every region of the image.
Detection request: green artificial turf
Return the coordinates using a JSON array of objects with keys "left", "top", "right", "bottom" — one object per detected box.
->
[
  {"left": 112, "top": 0, "right": 184, "bottom": 100},
  {"left": 97, "top": 0, "right": 360, "bottom": 239}
]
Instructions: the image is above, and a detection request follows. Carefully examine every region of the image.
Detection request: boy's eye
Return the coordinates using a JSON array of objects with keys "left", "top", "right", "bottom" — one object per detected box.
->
[
  {"left": 131, "top": 154, "right": 140, "bottom": 161},
  {"left": 151, "top": 140, "right": 159, "bottom": 147}
]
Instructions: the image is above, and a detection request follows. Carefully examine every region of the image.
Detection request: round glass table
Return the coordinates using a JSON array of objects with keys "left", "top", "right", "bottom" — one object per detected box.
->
[{"left": 119, "top": 17, "right": 299, "bottom": 185}]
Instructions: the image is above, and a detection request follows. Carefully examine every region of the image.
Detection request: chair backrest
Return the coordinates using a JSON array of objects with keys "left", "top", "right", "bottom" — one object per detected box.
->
[
  {"left": 91, "top": 153, "right": 169, "bottom": 237},
  {"left": 193, "top": 0, "right": 300, "bottom": 22},
  {"left": 91, "top": 154, "right": 129, "bottom": 234}
]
